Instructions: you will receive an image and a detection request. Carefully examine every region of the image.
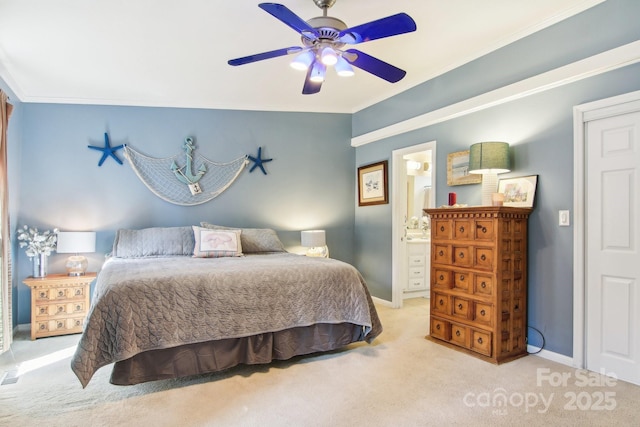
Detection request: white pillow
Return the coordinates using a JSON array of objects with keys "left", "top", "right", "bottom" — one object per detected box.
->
[{"left": 192, "top": 226, "right": 243, "bottom": 258}]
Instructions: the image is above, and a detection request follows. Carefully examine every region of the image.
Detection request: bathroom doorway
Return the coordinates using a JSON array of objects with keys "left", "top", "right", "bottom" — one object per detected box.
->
[{"left": 391, "top": 141, "right": 436, "bottom": 308}]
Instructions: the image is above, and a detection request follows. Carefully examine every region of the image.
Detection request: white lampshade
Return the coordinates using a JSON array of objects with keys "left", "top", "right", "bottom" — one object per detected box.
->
[
  {"left": 301, "top": 230, "right": 329, "bottom": 258},
  {"left": 56, "top": 231, "right": 96, "bottom": 276}
]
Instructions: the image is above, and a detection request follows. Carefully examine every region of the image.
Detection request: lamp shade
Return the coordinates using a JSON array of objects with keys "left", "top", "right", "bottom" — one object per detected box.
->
[
  {"left": 468, "top": 142, "right": 511, "bottom": 174},
  {"left": 301, "top": 230, "right": 326, "bottom": 248},
  {"left": 56, "top": 232, "right": 96, "bottom": 254}
]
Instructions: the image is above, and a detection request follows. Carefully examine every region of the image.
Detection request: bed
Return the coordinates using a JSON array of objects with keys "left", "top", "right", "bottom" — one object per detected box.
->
[{"left": 70, "top": 225, "right": 383, "bottom": 387}]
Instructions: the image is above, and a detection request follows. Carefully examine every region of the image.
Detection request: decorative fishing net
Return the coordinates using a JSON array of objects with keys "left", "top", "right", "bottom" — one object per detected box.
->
[{"left": 124, "top": 143, "right": 248, "bottom": 206}]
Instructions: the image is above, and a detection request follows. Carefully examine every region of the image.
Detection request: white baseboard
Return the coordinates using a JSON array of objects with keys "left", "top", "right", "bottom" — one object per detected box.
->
[{"left": 528, "top": 345, "right": 574, "bottom": 367}]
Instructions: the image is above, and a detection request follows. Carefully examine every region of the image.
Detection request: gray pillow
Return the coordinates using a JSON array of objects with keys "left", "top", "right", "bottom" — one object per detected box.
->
[
  {"left": 112, "top": 226, "right": 195, "bottom": 258},
  {"left": 200, "top": 222, "right": 286, "bottom": 253}
]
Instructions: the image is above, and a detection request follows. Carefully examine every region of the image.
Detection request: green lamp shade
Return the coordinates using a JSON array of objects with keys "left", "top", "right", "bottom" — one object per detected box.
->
[{"left": 468, "top": 142, "right": 511, "bottom": 174}]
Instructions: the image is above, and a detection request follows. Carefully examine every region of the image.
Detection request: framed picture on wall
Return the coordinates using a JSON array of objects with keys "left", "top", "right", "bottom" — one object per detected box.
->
[
  {"left": 447, "top": 150, "right": 482, "bottom": 186},
  {"left": 358, "top": 160, "right": 388, "bottom": 206},
  {"left": 498, "top": 175, "right": 538, "bottom": 207}
]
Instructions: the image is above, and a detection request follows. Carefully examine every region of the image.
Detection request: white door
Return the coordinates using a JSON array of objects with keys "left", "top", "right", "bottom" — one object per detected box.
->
[{"left": 586, "top": 110, "right": 640, "bottom": 385}]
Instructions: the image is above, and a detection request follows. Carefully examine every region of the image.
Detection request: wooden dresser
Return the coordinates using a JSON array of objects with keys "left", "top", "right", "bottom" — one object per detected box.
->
[
  {"left": 423, "top": 206, "right": 532, "bottom": 363},
  {"left": 23, "top": 273, "right": 96, "bottom": 340}
]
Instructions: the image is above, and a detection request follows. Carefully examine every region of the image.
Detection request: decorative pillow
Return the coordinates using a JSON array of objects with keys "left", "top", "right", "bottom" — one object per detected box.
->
[
  {"left": 192, "top": 226, "right": 243, "bottom": 258},
  {"left": 200, "top": 222, "right": 286, "bottom": 253},
  {"left": 112, "top": 226, "right": 195, "bottom": 258}
]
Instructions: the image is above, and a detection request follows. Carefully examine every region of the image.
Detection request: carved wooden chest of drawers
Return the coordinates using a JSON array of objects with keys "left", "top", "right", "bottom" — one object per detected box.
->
[
  {"left": 23, "top": 273, "right": 96, "bottom": 340},
  {"left": 424, "top": 206, "right": 532, "bottom": 363}
]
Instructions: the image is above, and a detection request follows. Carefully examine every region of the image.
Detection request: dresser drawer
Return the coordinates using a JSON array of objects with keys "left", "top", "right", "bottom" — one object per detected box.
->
[
  {"left": 474, "top": 219, "right": 495, "bottom": 240},
  {"left": 433, "top": 269, "right": 452, "bottom": 289},
  {"left": 452, "top": 245, "right": 472, "bottom": 267},
  {"left": 452, "top": 296, "right": 470, "bottom": 320},
  {"left": 453, "top": 271, "right": 471, "bottom": 292},
  {"left": 450, "top": 323, "right": 468, "bottom": 347},
  {"left": 453, "top": 219, "right": 472, "bottom": 240},
  {"left": 432, "top": 220, "right": 452, "bottom": 240},
  {"left": 433, "top": 244, "right": 451, "bottom": 264},
  {"left": 430, "top": 317, "right": 450, "bottom": 340},
  {"left": 474, "top": 247, "right": 494, "bottom": 270},
  {"left": 473, "top": 274, "right": 494, "bottom": 297},
  {"left": 432, "top": 292, "right": 450, "bottom": 316},
  {"left": 471, "top": 329, "right": 492, "bottom": 357},
  {"left": 473, "top": 302, "right": 493, "bottom": 326}
]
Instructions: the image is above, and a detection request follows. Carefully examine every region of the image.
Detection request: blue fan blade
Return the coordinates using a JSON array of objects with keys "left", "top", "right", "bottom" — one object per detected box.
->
[
  {"left": 228, "top": 46, "right": 302, "bottom": 66},
  {"left": 339, "top": 13, "right": 416, "bottom": 44},
  {"left": 302, "top": 64, "right": 322, "bottom": 95},
  {"left": 344, "top": 49, "right": 406, "bottom": 83},
  {"left": 259, "top": 3, "right": 319, "bottom": 39}
]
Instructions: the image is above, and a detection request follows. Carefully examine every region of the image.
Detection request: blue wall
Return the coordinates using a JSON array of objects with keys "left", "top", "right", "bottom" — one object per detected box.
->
[
  {"left": 10, "top": 104, "right": 353, "bottom": 325},
  {"left": 353, "top": 0, "right": 640, "bottom": 356}
]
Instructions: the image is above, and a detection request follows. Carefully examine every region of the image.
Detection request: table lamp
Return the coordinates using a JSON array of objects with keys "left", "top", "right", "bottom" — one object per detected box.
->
[
  {"left": 56, "top": 231, "right": 96, "bottom": 276},
  {"left": 468, "top": 142, "right": 511, "bottom": 206},
  {"left": 301, "top": 230, "right": 329, "bottom": 258}
]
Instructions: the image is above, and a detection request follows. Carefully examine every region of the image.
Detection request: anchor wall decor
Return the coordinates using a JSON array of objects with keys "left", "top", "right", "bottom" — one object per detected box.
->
[{"left": 170, "top": 137, "right": 208, "bottom": 195}]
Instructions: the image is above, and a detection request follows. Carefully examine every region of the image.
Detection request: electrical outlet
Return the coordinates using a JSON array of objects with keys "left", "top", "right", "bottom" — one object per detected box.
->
[{"left": 559, "top": 210, "right": 570, "bottom": 226}]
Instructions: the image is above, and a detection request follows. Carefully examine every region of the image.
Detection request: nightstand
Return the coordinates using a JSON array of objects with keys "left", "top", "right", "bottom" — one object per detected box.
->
[{"left": 23, "top": 273, "right": 96, "bottom": 340}]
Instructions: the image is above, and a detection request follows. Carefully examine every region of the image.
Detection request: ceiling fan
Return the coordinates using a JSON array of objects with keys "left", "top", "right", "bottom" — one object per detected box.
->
[{"left": 228, "top": 1, "right": 417, "bottom": 95}]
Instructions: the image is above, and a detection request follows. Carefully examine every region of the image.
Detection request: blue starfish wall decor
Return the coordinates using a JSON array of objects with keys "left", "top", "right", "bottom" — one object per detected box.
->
[
  {"left": 248, "top": 146, "right": 273, "bottom": 175},
  {"left": 88, "top": 132, "right": 125, "bottom": 166}
]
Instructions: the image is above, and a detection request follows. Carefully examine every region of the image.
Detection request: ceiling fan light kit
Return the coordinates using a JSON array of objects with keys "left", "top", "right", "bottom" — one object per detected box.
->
[{"left": 228, "top": 1, "right": 417, "bottom": 94}]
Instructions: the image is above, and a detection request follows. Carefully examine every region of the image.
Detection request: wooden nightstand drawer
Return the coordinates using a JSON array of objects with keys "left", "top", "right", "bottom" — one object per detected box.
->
[
  {"left": 35, "top": 286, "right": 86, "bottom": 301},
  {"left": 24, "top": 273, "right": 96, "bottom": 340},
  {"left": 35, "top": 301, "right": 87, "bottom": 318},
  {"left": 35, "top": 317, "right": 84, "bottom": 337}
]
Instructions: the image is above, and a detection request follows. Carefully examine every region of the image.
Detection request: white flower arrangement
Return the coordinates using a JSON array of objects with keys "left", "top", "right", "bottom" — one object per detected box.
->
[{"left": 17, "top": 225, "right": 59, "bottom": 257}]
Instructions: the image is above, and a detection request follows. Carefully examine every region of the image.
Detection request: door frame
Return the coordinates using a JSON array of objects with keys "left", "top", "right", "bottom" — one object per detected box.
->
[
  {"left": 391, "top": 141, "right": 436, "bottom": 308},
  {"left": 572, "top": 90, "right": 640, "bottom": 368}
]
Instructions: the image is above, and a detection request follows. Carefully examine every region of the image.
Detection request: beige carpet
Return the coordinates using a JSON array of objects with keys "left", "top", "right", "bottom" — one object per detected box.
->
[{"left": 1, "top": 298, "right": 638, "bottom": 427}]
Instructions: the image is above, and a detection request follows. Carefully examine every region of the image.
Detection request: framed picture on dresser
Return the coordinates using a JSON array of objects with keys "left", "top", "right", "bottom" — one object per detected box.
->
[{"left": 498, "top": 175, "right": 538, "bottom": 207}]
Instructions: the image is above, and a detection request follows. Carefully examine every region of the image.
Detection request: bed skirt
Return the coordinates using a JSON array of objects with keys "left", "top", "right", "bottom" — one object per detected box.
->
[{"left": 110, "top": 322, "right": 367, "bottom": 385}]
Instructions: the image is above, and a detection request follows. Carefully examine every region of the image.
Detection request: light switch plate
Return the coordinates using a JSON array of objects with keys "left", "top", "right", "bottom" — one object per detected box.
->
[{"left": 559, "top": 210, "right": 570, "bottom": 226}]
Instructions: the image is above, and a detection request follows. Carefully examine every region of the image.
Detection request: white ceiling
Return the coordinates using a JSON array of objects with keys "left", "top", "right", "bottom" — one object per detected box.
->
[{"left": 0, "top": 0, "right": 602, "bottom": 114}]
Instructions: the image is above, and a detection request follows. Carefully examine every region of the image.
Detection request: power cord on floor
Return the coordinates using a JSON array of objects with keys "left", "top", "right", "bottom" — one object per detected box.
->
[{"left": 526, "top": 325, "right": 545, "bottom": 354}]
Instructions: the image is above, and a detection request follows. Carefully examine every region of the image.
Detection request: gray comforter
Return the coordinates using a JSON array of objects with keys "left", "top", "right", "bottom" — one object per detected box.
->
[{"left": 71, "top": 253, "right": 382, "bottom": 387}]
